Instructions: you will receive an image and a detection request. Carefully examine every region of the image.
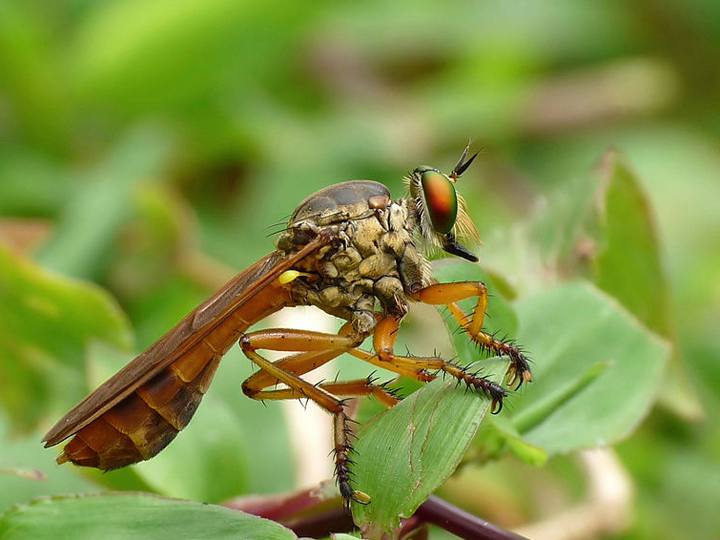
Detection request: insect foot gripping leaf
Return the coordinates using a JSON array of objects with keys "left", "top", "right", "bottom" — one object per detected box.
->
[{"left": 350, "top": 357, "right": 510, "bottom": 537}]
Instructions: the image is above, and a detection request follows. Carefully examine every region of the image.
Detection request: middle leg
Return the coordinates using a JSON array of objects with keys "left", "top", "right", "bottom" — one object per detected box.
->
[{"left": 238, "top": 325, "right": 374, "bottom": 504}]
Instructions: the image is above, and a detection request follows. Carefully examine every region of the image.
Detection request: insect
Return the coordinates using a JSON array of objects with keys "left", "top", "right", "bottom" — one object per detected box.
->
[{"left": 43, "top": 146, "right": 532, "bottom": 505}]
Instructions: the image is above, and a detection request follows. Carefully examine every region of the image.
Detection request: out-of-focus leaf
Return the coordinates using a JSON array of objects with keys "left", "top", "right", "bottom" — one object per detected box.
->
[
  {"left": 0, "top": 415, "right": 99, "bottom": 514},
  {"left": 0, "top": 493, "right": 297, "bottom": 540},
  {"left": 593, "top": 151, "right": 700, "bottom": 418},
  {"left": 0, "top": 246, "right": 132, "bottom": 432},
  {"left": 36, "top": 129, "right": 170, "bottom": 280},
  {"left": 351, "top": 358, "right": 508, "bottom": 536},
  {"left": 0, "top": 2, "right": 70, "bottom": 153},
  {"left": 0, "top": 150, "right": 69, "bottom": 216},
  {"left": 109, "top": 184, "right": 192, "bottom": 299},
  {"left": 593, "top": 151, "right": 669, "bottom": 335},
  {"left": 510, "top": 282, "right": 669, "bottom": 453},
  {"left": 70, "top": 0, "right": 318, "bottom": 116}
]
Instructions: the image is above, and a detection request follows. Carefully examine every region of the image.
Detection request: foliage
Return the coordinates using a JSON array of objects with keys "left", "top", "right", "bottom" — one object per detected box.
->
[
  {"left": 1, "top": 1, "right": 718, "bottom": 539},
  {"left": 0, "top": 493, "right": 297, "bottom": 540}
]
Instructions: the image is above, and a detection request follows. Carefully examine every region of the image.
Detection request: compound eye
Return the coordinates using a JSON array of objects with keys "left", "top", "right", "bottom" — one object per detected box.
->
[{"left": 420, "top": 170, "right": 458, "bottom": 234}]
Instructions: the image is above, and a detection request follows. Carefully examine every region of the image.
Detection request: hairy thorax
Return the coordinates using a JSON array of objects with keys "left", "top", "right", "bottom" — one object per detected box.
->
[{"left": 276, "top": 181, "right": 431, "bottom": 338}]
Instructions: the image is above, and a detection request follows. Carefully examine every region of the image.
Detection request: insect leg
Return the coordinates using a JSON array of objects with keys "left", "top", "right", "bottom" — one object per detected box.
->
[
  {"left": 249, "top": 377, "right": 401, "bottom": 409},
  {"left": 237, "top": 327, "right": 371, "bottom": 505},
  {"left": 348, "top": 317, "right": 507, "bottom": 412},
  {"left": 412, "top": 282, "right": 532, "bottom": 388},
  {"left": 240, "top": 322, "right": 359, "bottom": 395}
]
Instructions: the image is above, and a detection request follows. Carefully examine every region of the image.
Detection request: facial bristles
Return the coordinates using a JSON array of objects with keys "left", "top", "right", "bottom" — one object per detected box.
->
[{"left": 455, "top": 194, "right": 480, "bottom": 244}]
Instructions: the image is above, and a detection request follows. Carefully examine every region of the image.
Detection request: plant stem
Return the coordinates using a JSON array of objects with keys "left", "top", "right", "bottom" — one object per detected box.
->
[
  {"left": 416, "top": 496, "right": 528, "bottom": 540},
  {"left": 227, "top": 488, "right": 527, "bottom": 540}
]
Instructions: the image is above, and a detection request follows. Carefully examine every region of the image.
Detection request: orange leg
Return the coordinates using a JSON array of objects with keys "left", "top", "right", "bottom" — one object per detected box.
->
[
  {"left": 241, "top": 322, "right": 358, "bottom": 394},
  {"left": 413, "top": 281, "right": 532, "bottom": 388},
  {"left": 238, "top": 326, "right": 375, "bottom": 505},
  {"left": 249, "top": 376, "right": 401, "bottom": 409},
  {"left": 349, "top": 316, "right": 507, "bottom": 413}
]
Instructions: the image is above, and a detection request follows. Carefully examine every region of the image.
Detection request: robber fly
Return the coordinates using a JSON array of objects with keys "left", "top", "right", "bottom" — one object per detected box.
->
[{"left": 43, "top": 146, "right": 532, "bottom": 505}]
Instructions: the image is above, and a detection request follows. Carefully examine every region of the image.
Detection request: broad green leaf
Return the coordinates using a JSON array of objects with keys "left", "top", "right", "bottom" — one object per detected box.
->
[
  {"left": 0, "top": 493, "right": 296, "bottom": 540},
  {"left": 351, "top": 358, "right": 508, "bottom": 536},
  {"left": 0, "top": 246, "right": 132, "bottom": 432},
  {"left": 510, "top": 282, "right": 669, "bottom": 453},
  {"left": 484, "top": 150, "right": 699, "bottom": 419}
]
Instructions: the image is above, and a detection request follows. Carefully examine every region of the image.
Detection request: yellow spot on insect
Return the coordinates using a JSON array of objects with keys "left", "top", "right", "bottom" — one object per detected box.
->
[
  {"left": 352, "top": 490, "right": 372, "bottom": 505},
  {"left": 278, "top": 270, "right": 311, "bottom": 285}
]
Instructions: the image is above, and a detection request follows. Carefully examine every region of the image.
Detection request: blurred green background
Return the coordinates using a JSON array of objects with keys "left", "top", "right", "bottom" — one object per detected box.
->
[{"left": 1, "top": 1, "right": 719, "bottom": 539}]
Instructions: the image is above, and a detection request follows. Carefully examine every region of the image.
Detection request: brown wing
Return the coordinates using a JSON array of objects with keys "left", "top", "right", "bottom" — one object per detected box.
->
[{"left": 43, "top": 234, "right": 331, "bottom": 448}]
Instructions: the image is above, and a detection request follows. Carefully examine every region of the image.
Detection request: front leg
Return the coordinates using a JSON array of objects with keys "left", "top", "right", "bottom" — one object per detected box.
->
[
  {"left": 349, "top": 316, "right": 508, "bottom": 413},
  {"left": 412, "top": 281, "right": 532, "bottom": 388}
]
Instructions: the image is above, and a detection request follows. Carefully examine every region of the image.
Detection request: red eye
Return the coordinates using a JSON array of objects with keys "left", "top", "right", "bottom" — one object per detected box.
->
[{"left": 420, "top": 170, "right": 458, "bottom": 234}]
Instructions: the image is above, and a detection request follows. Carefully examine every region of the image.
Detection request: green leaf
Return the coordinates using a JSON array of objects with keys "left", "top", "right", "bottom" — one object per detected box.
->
[
  {"left": 0, "top": 416, "right": 100, "bottom": 514},
  {"left": 509, "top": 282, "right": 669, "bottom": 453},
  {"left": 472, "top": 415, "right": 547, "bottom": 466},
  {"left": 0, "top": 246, "right": 132, "bottom": 432},
  {"left": 483, "top": 150, "right": 699, "bottom": 420},
  {"left": 351, "top": 358, "right": 508, "bottom": 536},
  {"left": 593, "top": 151, "right": 669, "bottom": 334},
  {"left": 0, "top": 493, "right": 297, "bottom": 540},
  {"left": 593, "top": 151, "right": 699, "bottom": 418},
  {"left": 36, "top": 129, "right": 170, "bottom": 281}
]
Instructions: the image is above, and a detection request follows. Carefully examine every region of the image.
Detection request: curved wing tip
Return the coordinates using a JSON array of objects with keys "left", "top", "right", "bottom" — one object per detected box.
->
[{"left": 42, "top": 428, "right": 65, "bottom": 447}]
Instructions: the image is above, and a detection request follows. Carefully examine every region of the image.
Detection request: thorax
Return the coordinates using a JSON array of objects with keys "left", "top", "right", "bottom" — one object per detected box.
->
[{"left": 276, "top": 180, "right": 431, "bottom": 335}]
